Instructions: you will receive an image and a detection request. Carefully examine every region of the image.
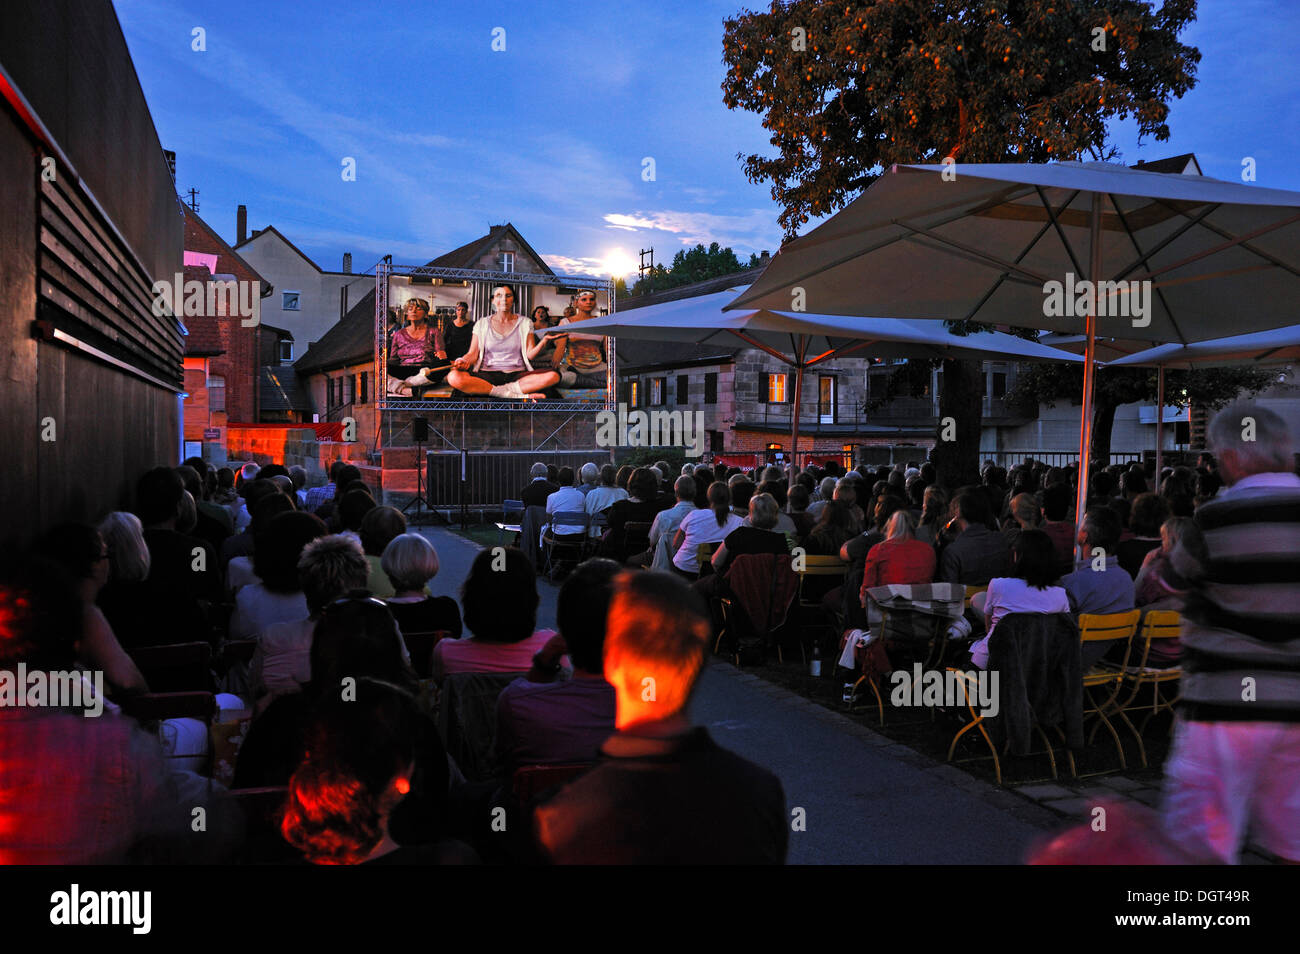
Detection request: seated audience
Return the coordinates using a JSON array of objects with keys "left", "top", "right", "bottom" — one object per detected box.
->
[
  {"left": 495, "top": 559, "right": 620, "bottom": 774},
  {"left": 857, "top": 511, "right": 937, "bottom": 609},
  {"left": 520, "top": 462, "right": 558, "bottom": 509},
  {"left": 1061, "top": 506, "right": 1135, "bottom": 668},
  {"left": 601, "top": 468, "right": 663, "bottom": 561},
  {"left": 133, "top": 466, "right": 221, "bottom": 647},
  {"left": 1117, "top": 493, "right": 1168, "bottom": 579},
  {"left": 281, "top": 678, "right": 475, "bottom": 865},
  {"left": 253, "top": 532, "right": 369, "bottom": 702},
  {"left": 227, "top": 492, "right": 296, "bottom": 594},
  {"left": 533, "top": 571, "right": 787, "bottom": 864},
  {"left": 969, "top": 529, "right": 1071, "bottom": 669},
  {"left": 915, "top": 485, "right": 949, "bottom": 547},
  {"left": 938, "top": 490, "right": 1011, "bottom": 586},
  {"left": 633, "top": 475, "right": 696, "bottom": 570},
  {"left": 1039, "top": 482, "right": 1077, "bottom": 572},
  {"left": 584, "top": 464, "right": 628, "bottom": 537},
  {"left": 431, "top": 547, "right": 556, "bottom": 682},
  {"left": 382, "top": 533, "right": 463, "bottom": 638},
  {"left": 671, "top": 482, "right": 743, "bottom": 578},
  {"left": 0, "top": 561, "right": 186, "bottom": 863},
  {"left": 222, "top": 478, "right": 280, "bottom": 566},
  {"left": 788, "top": 485, "right": 815, "bottom": 542},
  {"left": 359, "top": 506, "right": 407, "bottom": 598},
  {"left": 709, "top": 492, "right": 790, "bottom": 577},
  {"left": 96, "top": 511, "right": 155, "bottom": 653},
  {"left": 231, "top": 511, "right": 328, "bottom": 642},
  {"left": 33, "top": 524, "right": 148, "bottom": 698},
  {"left": 545, "top": 466, "right": 584, "bottom": 515}
]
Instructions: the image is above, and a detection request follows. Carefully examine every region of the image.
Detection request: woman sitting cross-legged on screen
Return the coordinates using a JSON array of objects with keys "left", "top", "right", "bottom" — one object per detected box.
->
[
  {"left": 388, "top": 299, "right": 446, "bottom": 393},
  {"left": 445, "top": 285, "right": 559, "bottom": 401}
]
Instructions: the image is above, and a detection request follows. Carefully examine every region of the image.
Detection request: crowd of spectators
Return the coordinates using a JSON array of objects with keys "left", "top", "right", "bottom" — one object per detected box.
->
[{"left": 2, "top": 399, "right": 1294, "bottom": 866}]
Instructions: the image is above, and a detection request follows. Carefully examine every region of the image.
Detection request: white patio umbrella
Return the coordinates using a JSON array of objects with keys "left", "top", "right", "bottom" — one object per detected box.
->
[
  {"left": 728, "top": 161, "right": 1300, "bottom": 526},
  {"left": 574, "top": 287, "right": 1080, "bottom": 463},
  {"left": 1106, "top": 324, "right": 1300, "bottom": 474}
]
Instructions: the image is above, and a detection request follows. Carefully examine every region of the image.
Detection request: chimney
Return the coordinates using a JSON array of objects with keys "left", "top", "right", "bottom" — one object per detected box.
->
[
  {"left": 343, "top": 252, "right": 352, "bottom": 273},
  {"left": 162, "top": 149, "right": 176, "bottom": 182},
  {"left": 236, "top": 205, "right": 247, "bottom": 244}
]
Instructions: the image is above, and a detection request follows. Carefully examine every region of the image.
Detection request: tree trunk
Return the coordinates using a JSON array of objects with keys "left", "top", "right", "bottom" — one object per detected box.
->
[
  {"left": 932, "top": 358, "right": 983, "bottom": 488},
  {"left": 1091, "top": 399, "right": 1118, "bottom": 466}
]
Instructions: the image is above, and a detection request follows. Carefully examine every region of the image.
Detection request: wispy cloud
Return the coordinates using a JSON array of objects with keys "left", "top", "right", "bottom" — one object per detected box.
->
[{"left": 602, "top": 209, "right": 780, "bottom": 253}]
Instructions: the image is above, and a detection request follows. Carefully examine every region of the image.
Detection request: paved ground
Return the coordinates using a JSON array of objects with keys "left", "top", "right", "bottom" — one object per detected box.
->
[{"left": 417, "top": 524, "right": 1061, "bottom": 864}]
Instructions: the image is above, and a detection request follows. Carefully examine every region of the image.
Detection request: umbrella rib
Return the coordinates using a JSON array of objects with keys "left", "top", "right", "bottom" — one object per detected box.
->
[
  {"left": 894, "top": 219, "right": 1054, "bottom": 284},
  {"left": 726, "top": 328, "right": 797, "bottom": 366},
  {"left": 1137, "top": 206, "right": 1300, "bottom": 282},
  {"left": 1108, "top": 193, "right": 1185, "bottom": 344},
  {"left": 1035, "top": 187, "right": 1087, "bottom": 276},
  {"left": 961, "top": 189, "right": 1079, "bottom": 323},
  {"left": 1111, "top": 203, "right": 1221, "bottom": 281}
]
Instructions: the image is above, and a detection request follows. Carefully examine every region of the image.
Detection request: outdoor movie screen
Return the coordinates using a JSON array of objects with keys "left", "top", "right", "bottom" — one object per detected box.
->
[{"left": 380, "top": 268, "right": 614, "bottom": 407}]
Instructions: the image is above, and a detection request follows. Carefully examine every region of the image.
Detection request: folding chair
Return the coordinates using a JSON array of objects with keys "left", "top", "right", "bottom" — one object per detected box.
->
[
  {"left": 795, "top": 554, "right": 847, "bottom": 649},
  {"left": 541, "top": 511, "right": 589, "bottom": 581},
  {"left": 621, "top": 520, "right": 652, "bottom": 560},
  {"left": 128, "top": 641, "right": 216, "bottom": 693},
  {"left": 946, "top": 612, "right": 1082, "bottom": 786},
  {"left": 694, "top": 541, "right": 720, "bottom": 578},
  {"left": 586, "top": 510, "right": 610, "bottom": 556},
  {"left": 848, "top": 593, "right": 954, "bottom": 726},
  {"left": 224, "top": 785, "right": 296, "bottom": 864},
  {"left": 1115, "top": 610, "right": 1183, "bottom": 768},
  {"left": 400, "top": 629, "right": 453, "bottom": 680},
  {"left": 1077, "top": 610, "right": 1140, "bottom": 774},
  {"left": 716, "top": 553, "right": 800, "bottom": 665},
  {"left": 495, "top": 499, "right": 525, "bottom": 545},
  {"left": 438, "top": 671, "right": 529, "bottom": 782},
  {"left": 511, "top": 762, "right": 593, "bottom": 805}
]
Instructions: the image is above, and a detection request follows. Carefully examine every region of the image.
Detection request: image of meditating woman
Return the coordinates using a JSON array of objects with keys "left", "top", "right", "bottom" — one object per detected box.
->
[
  {"left": 445, "top": 285, "right": 560, "bottom": 400},
  {"left": 387, "top": 298, "right": 447, "bottom": 393}
]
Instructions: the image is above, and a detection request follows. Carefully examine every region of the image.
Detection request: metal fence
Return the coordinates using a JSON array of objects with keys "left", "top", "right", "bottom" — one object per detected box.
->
[
  {"left": 978, "top": 450, "right": 1144, "bottom": 469},
  {"left": 425, "top": 449, "right": 612, "bottom": 510}
]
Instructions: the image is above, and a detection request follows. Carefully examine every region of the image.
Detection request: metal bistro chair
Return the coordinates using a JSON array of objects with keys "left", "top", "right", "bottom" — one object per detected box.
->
[
  {"left": 1115, "top": 610, "right": 1184, "bottom": 768},
  {"left": 1077, "top": 610, "right": 1141, "bottom": 774},
  {"left": 542, "top": 511, "right": 589, "bottom": 581},
  {"left": 495, "top": 499, "right": 525, "bottom": 546},
  {"left": 795, "top": 554, "right": 848, "bottom": 650}
]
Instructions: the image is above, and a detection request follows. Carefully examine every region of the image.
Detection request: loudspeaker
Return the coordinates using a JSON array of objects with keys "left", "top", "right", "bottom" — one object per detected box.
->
[
  {"left": 412, "top": 417, "right": 429, "bottom": 443},
  {"left": 1175, "top": 421, "right": 1190, "bottom": 446}
]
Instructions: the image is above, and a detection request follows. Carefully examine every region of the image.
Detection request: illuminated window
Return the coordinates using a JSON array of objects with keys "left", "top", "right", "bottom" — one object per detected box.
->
[
  {"left": 209, "top": 374, "right": 226, "bottom": 412},
  {"left": 765, "top": 372, "right": 788, "bottom": 403},
  {"left": 628, "top": 380, "right": 640, "bottom": 408},
  {"left": 650, "top": 377, "right": 665, "bottom": 406}
]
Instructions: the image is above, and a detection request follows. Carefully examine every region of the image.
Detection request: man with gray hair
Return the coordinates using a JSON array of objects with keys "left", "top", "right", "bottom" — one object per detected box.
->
[
  {"left": 807, "top": 476, "right": 838, "bottom": 519},
  {"left": 1160, "top": 402, "right": 1300, "bottom": 864},
  {"left": 521, "top": 461, "right": 558, "bottom": 509},
  {"left": 634, "top": 474, "right": 697, "bottom": 570},
  {"left": 578, "top": 462, "right": 601, "bottom": 496}
]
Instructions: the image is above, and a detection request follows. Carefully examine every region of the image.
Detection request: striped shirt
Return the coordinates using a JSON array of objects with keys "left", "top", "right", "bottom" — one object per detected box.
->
[{"left": 1172, "top": 472, "right": 1300, "bottom": 722}]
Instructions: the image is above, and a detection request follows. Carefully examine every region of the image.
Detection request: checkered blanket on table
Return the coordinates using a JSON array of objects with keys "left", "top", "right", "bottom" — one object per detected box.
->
[{"left": 864, "top": 583, "right": 966, "bottom": 641}]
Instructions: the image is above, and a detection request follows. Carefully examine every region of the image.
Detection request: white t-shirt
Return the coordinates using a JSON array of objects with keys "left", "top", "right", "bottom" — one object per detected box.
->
[
  {"left": 672, "top": 510, "right": 744, "bottom": 574},
  {"left": 970, "top": 577, "right": 1071, "bottom": 669},
  {"left": 230, "top": 584, "right": 309, "bottom": 642},
  {"left": 546, "top": 486, "right": 586, "bottom": 515}
]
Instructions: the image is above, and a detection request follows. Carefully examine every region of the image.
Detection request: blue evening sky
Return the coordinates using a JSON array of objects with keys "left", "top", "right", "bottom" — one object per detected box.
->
[{"left": 115, "top": 0, "right": 1299, "bottom": 281}]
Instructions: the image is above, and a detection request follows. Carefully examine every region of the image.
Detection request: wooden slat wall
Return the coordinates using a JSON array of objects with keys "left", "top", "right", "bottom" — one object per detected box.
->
[{"left": 38, "top": 173, "right": 184, "bottom": 386}]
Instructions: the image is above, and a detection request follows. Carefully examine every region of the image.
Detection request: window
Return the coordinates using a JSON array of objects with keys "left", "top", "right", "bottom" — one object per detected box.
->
[
  {"left": 990, "top": 371, "right": 1007, "bottom": 398},
  {"left": 277, "top": 339, "right": 292, "bottom": 363},
  {"left": 498, "top": 252, "right": 515, "bottom": 273},
  {"left": 819, "top": 375, "right": 835, "bottom": 424},
  {"left": 676, "top": 374, "right": 689, "bottom": 405},
  {"left": 842, "top": 443, "right": 855, "bottom": 470},
  {"left": 209, "top": 374, "right": 226, "bottom": 412},
  {"left": 650, "top": 377, "right": 665, "bottom": 406},
  {"left": 282, "top": 291, "right": 301, "bottom": 311},
  {"left": 343, "top": 375, "right": 354, "bottom": 405},
  {"left": 764, "top": 372, "right": 788, "bottom": 403},
  {"left": 704, "top": 372, "right": 717, "bottom": 405},
  {"left": 359, "top": 372, "right": 369, "bottom": 405},
  {"left": 628, "top": 380, "right": 641, "bottom": 408}
]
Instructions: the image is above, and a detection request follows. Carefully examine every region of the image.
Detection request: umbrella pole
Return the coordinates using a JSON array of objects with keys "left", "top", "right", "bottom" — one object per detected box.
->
[
  {"left": 1075, "top": 194, "right": 1103, "bottom": 549},
  {"left": 1155, "top": 364, "right": 1165, "bottom": 481},
  {"left": 790, "top": 336, "right": 806, "bottom": 474}
]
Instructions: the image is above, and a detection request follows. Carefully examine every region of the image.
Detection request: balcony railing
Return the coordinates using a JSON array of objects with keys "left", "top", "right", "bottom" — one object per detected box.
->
[{"left": 737, "top": 395, "right": 1036, "bottom": 430}]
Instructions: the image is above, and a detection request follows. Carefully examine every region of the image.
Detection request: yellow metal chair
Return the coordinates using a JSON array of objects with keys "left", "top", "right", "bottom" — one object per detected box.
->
[
  {"left": 1076, "top": 610, "right": 1141, "bottom": 774},
  {"left": 1115, "top": 610, "right": 1183, "bottom": 768}
]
